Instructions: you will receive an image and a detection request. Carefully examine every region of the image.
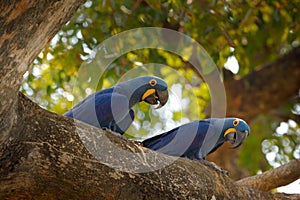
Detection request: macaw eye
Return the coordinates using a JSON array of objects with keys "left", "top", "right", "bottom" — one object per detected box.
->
[
  {"left": 233, "top": 119, "right": 239, "bottom": 126},
  {"left": 149, "top": 79, "right": 157, "bottom": 86}
]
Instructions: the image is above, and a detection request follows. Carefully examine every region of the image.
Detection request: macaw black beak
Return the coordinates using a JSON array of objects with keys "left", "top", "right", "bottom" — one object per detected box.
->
[
  {"left": 155, "top": 89, "right": 168, "bottom": 109},
  {"left": 225, "top": 130, "right": 248, "bottom": 149},
  {"left": 142, "top": 89, "right": 168, "bottom": 109}
]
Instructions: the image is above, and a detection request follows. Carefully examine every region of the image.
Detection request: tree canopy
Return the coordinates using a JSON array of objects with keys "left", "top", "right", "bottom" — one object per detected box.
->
[{"left": 20, "top": 0, "right": 300, "bottom": 187}]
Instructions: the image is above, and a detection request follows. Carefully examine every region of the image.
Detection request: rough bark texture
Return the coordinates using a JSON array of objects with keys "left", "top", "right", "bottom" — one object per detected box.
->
[
  {"left": 0, "top": 93, "right": 294, "bottom": 199},
  {"left": 0, "top": 0, "right": 86, "bottom": 145},
  {"left": 237, "top": 159, "right": 300, "bottom": 192}
]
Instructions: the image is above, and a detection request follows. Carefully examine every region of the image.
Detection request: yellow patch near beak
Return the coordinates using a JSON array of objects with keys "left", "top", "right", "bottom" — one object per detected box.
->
[
  {"left": 224, "top": 128, "right": 237, "bottom": 137},
  {"left": 142, "top": 89, "right": 156, "bottom": 100}
]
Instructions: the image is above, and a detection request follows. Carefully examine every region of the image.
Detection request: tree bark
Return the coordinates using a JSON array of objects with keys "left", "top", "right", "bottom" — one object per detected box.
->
[
  {"left": 0, "top": 0, "right": 86, "bottom": 144},
  {"left": 237, "top": 159, "right": 300, "bottom": 192},
  {"left": 225, "top": 46, "right": 300, "bottom": 121},
  {"left": 0, "top": 93, "right": 297, "bottom": 199}
]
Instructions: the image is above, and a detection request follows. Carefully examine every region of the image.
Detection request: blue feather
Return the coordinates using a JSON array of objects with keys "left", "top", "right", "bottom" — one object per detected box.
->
[
  {"left": 142, "top": 118, "right": 250, "bottom": 160},
  {"left": 64, "top": 76, "right": 168, "bottom": 134}
]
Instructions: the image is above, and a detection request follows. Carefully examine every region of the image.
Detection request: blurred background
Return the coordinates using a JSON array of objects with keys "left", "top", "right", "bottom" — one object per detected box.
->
[{"left": 20, "top": 0, "right": 299, "bottom": 192}]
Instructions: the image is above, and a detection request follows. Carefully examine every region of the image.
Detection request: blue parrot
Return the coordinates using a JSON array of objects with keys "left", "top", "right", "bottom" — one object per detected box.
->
[
  {"left": 64, "top": 76, "right": 168, "bottom": 134},
  {"left": 142, "top": 118, "right": 250, "bottom": 160}
]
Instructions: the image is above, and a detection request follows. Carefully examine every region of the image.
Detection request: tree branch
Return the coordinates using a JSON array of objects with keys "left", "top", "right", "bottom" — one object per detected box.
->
[
  {"left": 236, "top": 159, "right": 300, "bottom": 191},
  {"left": 273, "top": 193, "right": 300, "bottom": 200},
  {"left": 0, "top": 93, "right": 297, "bottom": 199},
  {"left": 226, "top": 46, "right": 300, "bottom": 121}
]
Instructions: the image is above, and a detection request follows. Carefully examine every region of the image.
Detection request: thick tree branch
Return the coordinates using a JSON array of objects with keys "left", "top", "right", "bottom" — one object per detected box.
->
[
  {"left": 0, "top": 93, "right": 296, "bottom": 199},
  {"left": 236, "top": 159, "right": 300, "bottom": 192},
  {"left": 226, "top": 46, "right": 300, "bottom": 121}
]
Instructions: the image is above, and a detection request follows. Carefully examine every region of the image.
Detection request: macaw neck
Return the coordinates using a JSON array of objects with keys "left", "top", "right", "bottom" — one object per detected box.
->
[
  {"left": 206, "top": 118, "right": 229, "bottom": 134},
  {"left": 215, "top": 135, "right": 226, "bottom": 145},
  {"left": 114, "top": 82, "right": 148, "bottom": 108}
]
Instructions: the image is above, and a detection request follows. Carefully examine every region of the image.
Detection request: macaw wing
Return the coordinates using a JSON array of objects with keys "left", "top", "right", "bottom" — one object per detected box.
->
[
  {"left": 108, "top": 109, "right": 134, "bottom": 134},
  {"left": 64, "top": 92, "right": 103, "bottom": 127},
  {"left": 181, "top": 120, "right": 210, "bottom": 159},
  {"left": 198, "top": 119, "right": 225, "bottom": 158},
  {"left": 142, "top": 127, "right": 179, "bottom": 149},
  {"left": 143, "top": 121, "right": 199, "bottom": 157},
  {"left": 64, "top": 91, "right": 133, "bottom": 134},
  {"left": 66, "top": 87, "right": 114, "bottom": 112}
]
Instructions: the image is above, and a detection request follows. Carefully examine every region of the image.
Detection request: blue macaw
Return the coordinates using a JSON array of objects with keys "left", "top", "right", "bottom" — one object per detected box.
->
[
  {"left": 64, "top": 76, "right": 168, "bottom": 134},
  {"left": 142, "top": 118, "right": 250, "bottom": 160}
]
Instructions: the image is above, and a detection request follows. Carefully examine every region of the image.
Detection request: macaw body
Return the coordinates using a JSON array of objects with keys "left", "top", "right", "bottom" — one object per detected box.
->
[
  {"left": 142, "top": 118, "right": 250, "bottom": 160},
  {"left": 64, "top": 76, "right": 168, "bottom": 134}
]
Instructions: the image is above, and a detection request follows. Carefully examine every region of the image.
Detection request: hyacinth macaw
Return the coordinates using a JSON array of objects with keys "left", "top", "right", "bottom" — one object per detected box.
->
[
  {"left": 64, "top": 76, "right": 168, "bottom": 134},
  {"left": 142, "top": 118, "right": 250, "bottom": 160}
]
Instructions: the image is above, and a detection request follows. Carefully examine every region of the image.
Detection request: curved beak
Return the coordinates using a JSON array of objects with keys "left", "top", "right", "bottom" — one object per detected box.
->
[
  {"left": 143, "top": 89, "right": 168, "bottom": 109},
  {"left": 155, "top": 89, "right": 168, "bottom": 109},
  {"left": 225, "top": 130, "right": 248, "bottom": 149}
]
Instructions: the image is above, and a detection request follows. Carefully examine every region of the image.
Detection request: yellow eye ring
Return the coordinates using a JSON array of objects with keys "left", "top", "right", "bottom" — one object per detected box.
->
[
  {"left": 233, "top": 119, "right": 239, "bottom": 126},
  {"left": 149, "top": 79, "right": 157, "bottom": 86}
]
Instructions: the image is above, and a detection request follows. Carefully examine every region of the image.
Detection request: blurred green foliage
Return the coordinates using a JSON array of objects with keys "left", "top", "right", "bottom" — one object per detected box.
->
[{"left": 21, "top": 0, "right": 299, "bottom": 176}]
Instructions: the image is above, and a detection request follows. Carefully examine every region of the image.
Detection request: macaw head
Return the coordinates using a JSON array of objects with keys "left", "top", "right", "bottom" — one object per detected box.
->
[
  {"left": 140, "top": 76, "right": 169, "bottom": 109},
  {"left": 119, "top": 76, "right": 169, "bottom": 109},
  {"left": 223, "top": 118, "right": 250, "bottom": 148}
]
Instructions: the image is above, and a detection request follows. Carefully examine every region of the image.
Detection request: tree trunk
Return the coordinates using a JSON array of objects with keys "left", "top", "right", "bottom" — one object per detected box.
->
[{"left": 0, "top": 0, "right": 86, "bottom": 144}]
